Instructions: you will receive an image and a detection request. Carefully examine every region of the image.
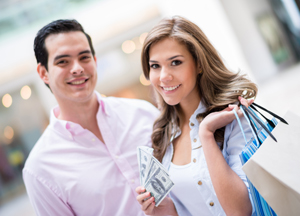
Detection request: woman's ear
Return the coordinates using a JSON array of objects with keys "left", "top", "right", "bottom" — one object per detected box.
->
[{"left": 37, "top": 63, "right": 50, "bottom": 85}]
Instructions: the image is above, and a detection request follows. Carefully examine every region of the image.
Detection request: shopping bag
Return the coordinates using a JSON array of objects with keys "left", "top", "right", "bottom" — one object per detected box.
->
[
  {"left": 242, "top": 111, "right": 300, "bottom": 216},
  {"left": 233, "top": 103, "right": 288, "bottom": 216}
]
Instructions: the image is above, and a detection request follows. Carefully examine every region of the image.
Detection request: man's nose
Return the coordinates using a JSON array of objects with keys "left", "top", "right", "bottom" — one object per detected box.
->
[{"left": 70, "top": 61, "right": 84, "bottom": 75}]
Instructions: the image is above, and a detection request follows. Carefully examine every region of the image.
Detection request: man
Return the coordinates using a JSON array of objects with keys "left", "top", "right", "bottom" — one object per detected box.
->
[{"left": 23, "top": 19, "right": 159, "bottom": 216}]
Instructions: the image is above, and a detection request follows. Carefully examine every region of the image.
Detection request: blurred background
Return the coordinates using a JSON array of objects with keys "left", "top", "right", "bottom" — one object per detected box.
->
[{"left": 0, "top": 0, "right": 299, "bottom": 215}]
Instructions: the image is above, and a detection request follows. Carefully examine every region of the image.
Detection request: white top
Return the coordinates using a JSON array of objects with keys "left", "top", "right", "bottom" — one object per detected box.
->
[
  {"left": 162, "top": 101, "right": 255, "bottom": 216},
  {"left": 169, "top": 162, "right": 212, "bottom": 216}
]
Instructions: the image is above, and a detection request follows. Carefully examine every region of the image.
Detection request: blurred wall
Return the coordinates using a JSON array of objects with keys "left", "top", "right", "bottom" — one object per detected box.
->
[{"left": 221, "top": 0, "right": 297, "bottom": 83}]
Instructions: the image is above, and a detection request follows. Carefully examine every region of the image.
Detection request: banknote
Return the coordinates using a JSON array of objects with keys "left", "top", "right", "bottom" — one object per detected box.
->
[
  {"left": 144, "top": 167, "right": 174, "bottom": 206},
  {"left": 137, "top": 146, "right": 174, "bottom": 206},
  {"left": 137, "top": 146, "right": 153, "bottom": 185},
  {"left": 143, "top": 156, "right": 169, "bottom": 184}
]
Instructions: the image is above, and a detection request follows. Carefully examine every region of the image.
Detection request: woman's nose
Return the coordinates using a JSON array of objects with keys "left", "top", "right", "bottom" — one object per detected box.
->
[{"left": 160, "top": 67, "right": 172, "bottom": 82}]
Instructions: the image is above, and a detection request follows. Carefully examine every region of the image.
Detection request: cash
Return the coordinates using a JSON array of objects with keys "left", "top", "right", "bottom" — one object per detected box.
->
[{"left": 137, "top": 146, "right": 174, "bottom": 206}]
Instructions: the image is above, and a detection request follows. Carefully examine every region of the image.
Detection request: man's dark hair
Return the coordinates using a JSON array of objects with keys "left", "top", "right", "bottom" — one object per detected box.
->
[{"left": 34, "top": 19, "right": 95, "bottom": 89}]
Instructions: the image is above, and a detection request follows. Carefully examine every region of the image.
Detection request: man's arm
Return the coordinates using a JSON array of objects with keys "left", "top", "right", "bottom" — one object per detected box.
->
[{"left": 23, "top": 169, "right": 74, "bottom": 216}]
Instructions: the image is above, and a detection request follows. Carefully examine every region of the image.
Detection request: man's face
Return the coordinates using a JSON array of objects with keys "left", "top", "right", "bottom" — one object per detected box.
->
[{"left": 39, "top": 31, "right": 97, "bottom": 105}]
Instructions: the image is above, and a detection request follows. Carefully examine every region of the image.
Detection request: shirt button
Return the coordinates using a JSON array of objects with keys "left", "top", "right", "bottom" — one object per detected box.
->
[
  {"left": 198, "top": 181, "right": 202, "bottom": 185},
  {"left": 190, "top": 122, "right": 194, "bottom": 126},
  {"left": 131, "top": 179, "right": 135, "bottom": 183},
  {"left": 193, "top": 138, "right": 197, "bottom": 142},
  {"left": 69, "top": 135, "right": 72, "bottom": 139},
  {"left": 91, "top": 138, "right": 95, "bottom": 142},
  {"left": 193, "top": 158, "right": 197, "bottom": 163},
  {"left": 115, "top": 155, "right": 119, "bottom": 159},
  {"left": 209, "top": 202, "right": 214, "bottom": 206}
]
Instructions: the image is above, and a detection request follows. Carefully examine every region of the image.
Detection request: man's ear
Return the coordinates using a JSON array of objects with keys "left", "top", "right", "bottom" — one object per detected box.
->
[{"left": 37, "top": 63, "right": 50, "bottom": 85}]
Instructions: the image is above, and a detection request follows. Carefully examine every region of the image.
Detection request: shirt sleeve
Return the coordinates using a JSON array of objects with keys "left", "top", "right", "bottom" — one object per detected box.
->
[
  {"left": 224, "top": 116, "right": 256, "bottom": 216},
  {"left": 23, "top": 168, "right": 74, "bottom": 216}
]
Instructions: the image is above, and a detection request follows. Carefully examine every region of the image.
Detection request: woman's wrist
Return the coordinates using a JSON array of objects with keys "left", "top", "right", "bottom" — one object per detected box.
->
[{"left": 199, "top": 126, "right": 215, "bottom": 144}]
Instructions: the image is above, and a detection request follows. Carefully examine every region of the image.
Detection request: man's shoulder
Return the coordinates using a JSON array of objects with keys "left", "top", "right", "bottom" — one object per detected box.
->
[{"left": 23, "top": 127, "right": 59, "bottom": 172}]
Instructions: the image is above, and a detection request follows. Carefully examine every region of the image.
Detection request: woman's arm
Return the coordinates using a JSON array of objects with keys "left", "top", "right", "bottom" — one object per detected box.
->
[{"left": 198, "top": 98, "right": 253, "bottom": 216}]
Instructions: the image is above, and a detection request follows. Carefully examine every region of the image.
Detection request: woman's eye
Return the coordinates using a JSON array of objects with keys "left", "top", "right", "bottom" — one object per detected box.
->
[
  {"left": 150, "top": 64, "right": 159, "bottom": 69},
  {"left": 171, "top": 60, "right": 182, "bottom": 66}
]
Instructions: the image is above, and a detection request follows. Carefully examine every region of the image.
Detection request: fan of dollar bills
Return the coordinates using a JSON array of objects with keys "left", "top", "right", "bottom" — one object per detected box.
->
[{"left": 137, "top": 146, "right": 174, "bottom": 206}]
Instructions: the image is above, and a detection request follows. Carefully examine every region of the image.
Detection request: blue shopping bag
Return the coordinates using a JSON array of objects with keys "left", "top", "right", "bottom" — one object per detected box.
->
[{"left": 233, "top": 103, "right": 288, "bottom": 216}]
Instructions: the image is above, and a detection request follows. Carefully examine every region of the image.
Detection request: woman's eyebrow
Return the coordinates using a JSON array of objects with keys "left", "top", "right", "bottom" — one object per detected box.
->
[
  {"left": 167, "top": 55, "right": 183, "bottom": 60},
  {"left": 149, "top": 55, "right": 184, "bottom": 63}
]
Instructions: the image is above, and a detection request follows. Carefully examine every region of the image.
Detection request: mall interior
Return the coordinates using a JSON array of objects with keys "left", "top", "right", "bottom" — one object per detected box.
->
[{"left": 0, "top": 0, "right": 299, "bottom": 215}]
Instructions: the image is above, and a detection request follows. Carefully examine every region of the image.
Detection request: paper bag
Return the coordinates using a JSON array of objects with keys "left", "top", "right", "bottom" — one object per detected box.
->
[{"left": 243, "top": 111, "right": 300, "bottom": 216}]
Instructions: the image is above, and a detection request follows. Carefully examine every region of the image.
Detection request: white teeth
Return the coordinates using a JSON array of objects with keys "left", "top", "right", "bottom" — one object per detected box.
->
[
  {"left": 163, "top": 85, "right": 180, "bottom": 91},
  {"left": 70, "top": 80, "right": 85, "bottom": 85}
]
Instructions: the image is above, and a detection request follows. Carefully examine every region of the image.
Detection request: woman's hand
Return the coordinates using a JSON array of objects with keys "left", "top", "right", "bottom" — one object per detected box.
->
[
  {"left": 135, "top": 186, "right": 178, "bottom": 216},
  {"left": 199, "top": 96, "right": 254, "bottom": 135}
]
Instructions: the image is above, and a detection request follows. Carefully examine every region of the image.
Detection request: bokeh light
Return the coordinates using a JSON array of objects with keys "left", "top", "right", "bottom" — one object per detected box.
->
[
  {"left": 20, "top": 85, "right": 32, "bottom": 100},
  {"left": 140, "top": 74, "right": 151, "bottom": 86},
  {"left": 2, "top": 93, "right": 12, "bottom": 108},
  {"left": 4, "top": 126, "right": 14, "bottom": 140},
  {"left": 139, "top": 32, "right": 148, "bottom": 44},
  {"left": 122, "top": 40, "right": 136, "bottom": 54}
]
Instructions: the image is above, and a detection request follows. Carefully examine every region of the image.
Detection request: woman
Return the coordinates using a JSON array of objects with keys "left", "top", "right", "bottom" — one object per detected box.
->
[{"left": 136, "top": 16, "right": 256, "bottom": 216}]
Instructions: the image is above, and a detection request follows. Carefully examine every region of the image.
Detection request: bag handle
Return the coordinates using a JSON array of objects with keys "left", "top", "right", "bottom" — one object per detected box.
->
[
  {"left": 250, "top": 105, "right": 276, "bottom": 129},
  {"left": 250, "top": 102, "right": 288, "bottom": 125},
  {"left": 241, "top": 105, "right": 277, "bottom": 142},
  {"left": 241, "top": 106, "right": 263, "bottom": 145},
  {"left": 233, "top": 108, "right": 260, "bottom": 147}
]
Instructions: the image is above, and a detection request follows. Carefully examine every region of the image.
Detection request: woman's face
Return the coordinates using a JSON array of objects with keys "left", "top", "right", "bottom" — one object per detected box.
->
[{"left": 148, "top": 38, "right": 200, "bottom": 107}]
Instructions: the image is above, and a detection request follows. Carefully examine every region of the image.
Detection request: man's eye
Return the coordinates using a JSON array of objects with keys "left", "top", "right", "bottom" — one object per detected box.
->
[
  {"left": 81, "top": 56, "right": 91, "bottom": 61},
  {"left": 150, "top": 64, "right": 159, "bottom": 69},
  {"left": 57, "top": 60, "right": 67, "bottom": 65},
  {"left": 171, "top": 60, "right": 182, "bottom": 66}
]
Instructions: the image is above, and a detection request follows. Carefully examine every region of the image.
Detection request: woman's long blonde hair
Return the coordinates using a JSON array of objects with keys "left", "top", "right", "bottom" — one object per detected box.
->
[{"left": 142, "top": 16, "right": 257, "bottom": 162}]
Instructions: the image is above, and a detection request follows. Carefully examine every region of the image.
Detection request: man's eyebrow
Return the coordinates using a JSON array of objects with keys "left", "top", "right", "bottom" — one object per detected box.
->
[
  {"left": 53, "top": 50, "right": 92, "bottom": 62},
  {"left": 79, "top": 50, "right": 92, "bottom": 55},
  {"left": 54, "top": 54, "right": 70, "bottom": 62},
  {"left": 149, "top": 55, "right": 184, "bottom": 63}
]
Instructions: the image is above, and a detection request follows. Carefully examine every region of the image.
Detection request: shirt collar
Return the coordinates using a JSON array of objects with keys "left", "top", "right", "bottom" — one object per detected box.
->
[
  {"left": 95, "top": 91, "right": 109, "bottom": 116},
  {"left": 170, "top": 100, "right": 207, "bottom": 142},
  {"left": 190, "top": 100, "right": 207, "bottom": 125},
  {"left": 49, "top": 91, "right": 108, "bottom": 136}
]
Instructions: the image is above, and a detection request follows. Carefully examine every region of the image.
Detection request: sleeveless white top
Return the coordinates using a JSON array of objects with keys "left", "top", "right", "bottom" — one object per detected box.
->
[{"left": 169, "top": 162, "right": 212, "bottom": 216}]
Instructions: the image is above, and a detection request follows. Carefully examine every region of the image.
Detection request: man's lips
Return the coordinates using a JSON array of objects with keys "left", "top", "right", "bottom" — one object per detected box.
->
[{"left": 67, "top": 78, "right": 89, "bottom": 85}]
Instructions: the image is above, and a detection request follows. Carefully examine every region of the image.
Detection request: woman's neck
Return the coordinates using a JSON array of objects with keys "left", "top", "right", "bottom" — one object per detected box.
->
[{"left": 178, "top": 96, "right": 201, "bottom": 127}]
